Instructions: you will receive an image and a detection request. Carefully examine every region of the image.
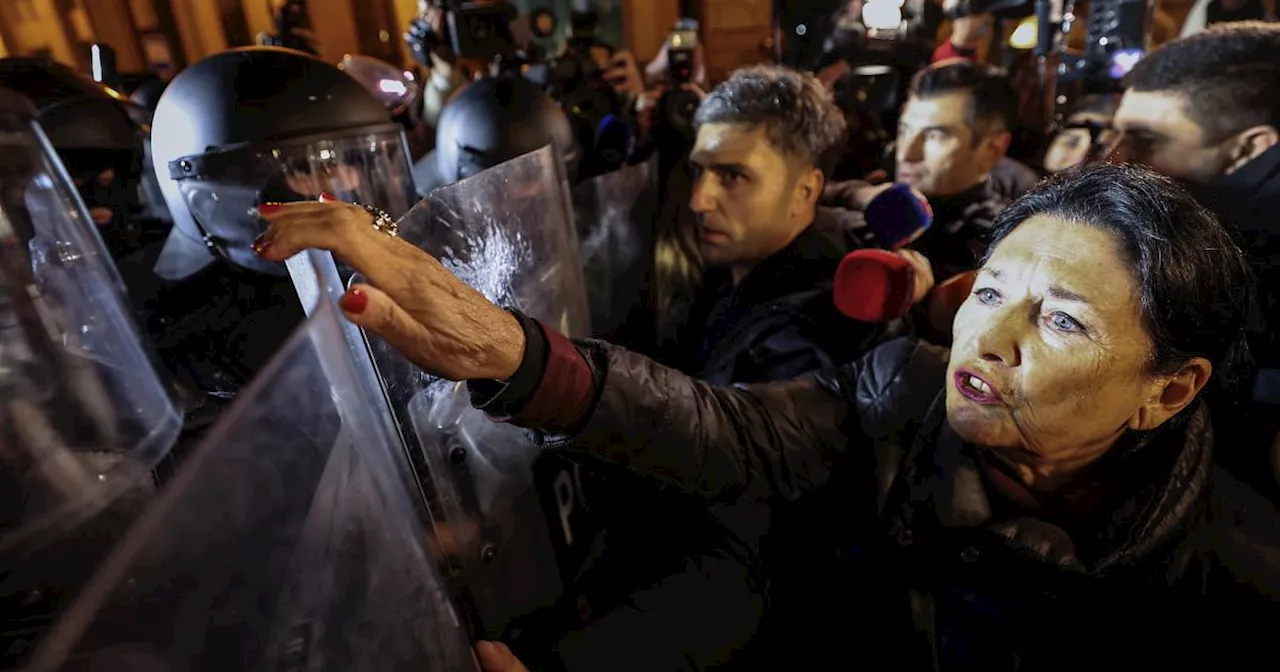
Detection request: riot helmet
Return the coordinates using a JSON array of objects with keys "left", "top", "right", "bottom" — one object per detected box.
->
[
  {"left": 0, "top": 87, "right": 181, "bottom": 666},
  {"left": 0, "top": 58, "right": 167, "bottom": 262},
  {"left": 435, "top": 74, "right": 578, "bottom": 185},
  {"left": 152, "top": 47, "right": 418, "bottom": 279}
]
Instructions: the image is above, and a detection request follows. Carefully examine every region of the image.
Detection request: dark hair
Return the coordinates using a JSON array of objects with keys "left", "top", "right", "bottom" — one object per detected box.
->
[
  {"left": 983, "top": 163, "right": 1254, "bottom": 388},
  {"left": 1067, "top": 94, "right": 1119, "bottom": 121},
  {"left": 908, "top": 60, "right": 1018, "bottom": 142},
  {"left": 1125, "top": 21, "right": 1280, "bottom": 140},
  {"left": 694, "top": 65, "right": 848, "bottom": 175}
]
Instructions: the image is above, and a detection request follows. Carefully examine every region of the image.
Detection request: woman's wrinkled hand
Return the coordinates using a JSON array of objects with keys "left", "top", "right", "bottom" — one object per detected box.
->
[
  {"left": 252, "top": 195, "right": 526, "bottom": 382},
  {"left": 475, "top": 641, "right": 530, "bottom": 672}
]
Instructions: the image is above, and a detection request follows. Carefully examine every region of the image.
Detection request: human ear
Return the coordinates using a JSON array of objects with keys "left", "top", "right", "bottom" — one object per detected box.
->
[
  {"left": 795, "top": 167, "right": 825, "bottom": 210},
  {"left": 1128, "top": 357, "right": 1213, "bottom": 431},
  {"left": 1224, "top": 125, "right": 1280, "bottom": 175},
  {"left": 979, "top": 131, "right": 1012, "bottom": 173}
]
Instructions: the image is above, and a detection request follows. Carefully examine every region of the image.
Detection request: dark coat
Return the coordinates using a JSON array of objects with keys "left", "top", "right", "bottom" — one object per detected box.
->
[
  {"left": 1195, "top": 143, "right": 1280, "bottom": 500},
  {"left": 694, "top": 211, "right": 896, "bottom": 385},
  {"left": 821, "top": 178, "right": 1009, "bottom": 281},
  {"left": 486, "top": 336, "right": 1280, "bottom": 670},
  {"left": 534, "top": 214, "right": 897, "bottom": 671},
  {"left": 908, "top": 180, "right": 1008, "bottom": 281}
]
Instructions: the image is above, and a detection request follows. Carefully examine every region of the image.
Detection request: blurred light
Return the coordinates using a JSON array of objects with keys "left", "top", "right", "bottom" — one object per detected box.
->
[
  {"left": 672, "top": 35, "right": 683, "bottom": 47},
  {"left": 863, "top": 0, "right": 906, "bottom": 30},
  {"left": 1010, "top": 16, "right": 1037, "bottom": 49},
  {"left": 1109, "top": 48, "right": 1144, "bottom": 79},
  {"left": 90, "top": 44, "right": 102, "bottom": 82},
  {"left": 796, "top": 23, "right": 808, "bottom": 36},
  {"left": 854, "top": 64, "right": 894, "bottom": 76},
  {"left": 379, "top": 79, "right": 408, "bottom": 96},
  {"left": 318, "top": 148, "right": 335, "bottom": 161}
]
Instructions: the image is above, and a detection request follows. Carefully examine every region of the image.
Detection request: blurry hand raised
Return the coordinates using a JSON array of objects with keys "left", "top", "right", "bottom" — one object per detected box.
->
[
  {"left": 475, "top": 641, "right": 530, "bottom": 672},
  {"left": 252, "top": 195, "right": 526, "bottom": 381}
]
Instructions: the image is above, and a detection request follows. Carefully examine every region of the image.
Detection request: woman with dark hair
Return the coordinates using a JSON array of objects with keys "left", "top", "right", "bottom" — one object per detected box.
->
[{"left": 253, "top": 163, "right": 1279, "bottom": 670}]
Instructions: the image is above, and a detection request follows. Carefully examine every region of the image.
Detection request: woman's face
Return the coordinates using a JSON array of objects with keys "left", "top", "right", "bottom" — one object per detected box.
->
[{"left": 946, "top": 216, "right": 1164, "bottom": 486}]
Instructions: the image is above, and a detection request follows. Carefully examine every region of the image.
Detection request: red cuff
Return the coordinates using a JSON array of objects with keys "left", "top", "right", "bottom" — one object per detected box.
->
[
  {"left": 932, "top": 41, "right": 977, "bottom": 64},
  {"left": 512, "top": 323, "right": 596, "bottom": 433}
]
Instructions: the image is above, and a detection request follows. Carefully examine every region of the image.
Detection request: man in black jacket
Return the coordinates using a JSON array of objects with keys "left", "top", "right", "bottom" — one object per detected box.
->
[
  {"left": 535, "top": 66, "right": 923, "bottom": 671},
  {"left": 826, "top": 61, "right": 1017, "bottom": 281},
  {"left": 1114, "top": 21, "right": 1280, "bottom": 499}
]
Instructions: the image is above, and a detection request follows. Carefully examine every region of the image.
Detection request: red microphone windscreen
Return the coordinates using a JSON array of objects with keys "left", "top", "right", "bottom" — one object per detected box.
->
[{"left": 833, "top": 248, "right": 916, "bottom": 323}]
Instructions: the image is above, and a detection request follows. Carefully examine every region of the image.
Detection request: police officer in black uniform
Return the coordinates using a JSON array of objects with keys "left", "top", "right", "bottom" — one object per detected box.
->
[{"left": 136, "top": 47, "right": 418, "bottom": 451}]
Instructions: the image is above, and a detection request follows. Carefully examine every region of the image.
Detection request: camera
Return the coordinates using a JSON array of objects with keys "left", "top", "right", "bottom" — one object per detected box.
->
[
  {"left": 447, "top": 1, "right": 519, "bottom": 64},
  {"left": 405, "top": 1, "right": 519, "bottom": 67},
  {"left": 659, "top": 19, "right": 701, "bottom": 137},
  {"left": 667, "top": 19, "right": 698, "bottom": 85},
  {"left": 1057, "top": 0, "right": 1151, "bottom": 93}
]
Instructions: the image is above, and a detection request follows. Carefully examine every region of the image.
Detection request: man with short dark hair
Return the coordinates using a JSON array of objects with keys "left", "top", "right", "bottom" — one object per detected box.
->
[
  {"left": 1117, "top": 22, "right": 1280, "bottom": 186},
  {"left": 891, "top": 60, "right": 1017, "bottom": 278},
  {"left": 538, "top": 66, "right": 915, "bottom": 671},
  {"left": 1116, "top": 21, "right": 1280, "bottom": 498}
]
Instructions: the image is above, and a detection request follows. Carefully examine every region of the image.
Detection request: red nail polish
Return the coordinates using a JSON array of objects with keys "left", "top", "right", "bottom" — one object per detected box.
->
[
  {"left": 339, "top": 288, "right": 368, "bottom": 314},
  {"left": 256, "top": 203, "right": 282, "bottom": 216},
  {"left": 319, "top": 192, "right": 337, "bottom": 202}
]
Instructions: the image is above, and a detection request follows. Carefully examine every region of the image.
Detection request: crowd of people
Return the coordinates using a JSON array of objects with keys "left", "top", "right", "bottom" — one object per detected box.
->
[
  {"left": 254, "top": 15, "right": 1280, "bottom": 672},
  {"left": 4, "top": 2, "right": 1280, "bottom": 670}
]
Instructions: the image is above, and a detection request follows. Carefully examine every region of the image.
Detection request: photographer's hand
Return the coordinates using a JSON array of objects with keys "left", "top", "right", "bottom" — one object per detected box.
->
[
  {"left": 476, "top": 641, "right": 530, "bottom": 672},
  {"left": 604, "top": 51, "right": 645, "bottom": 98}
]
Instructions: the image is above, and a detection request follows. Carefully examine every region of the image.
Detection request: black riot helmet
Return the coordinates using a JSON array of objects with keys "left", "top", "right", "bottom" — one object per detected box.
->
[
  {"left": 153, "top": 47, "right": 418, "bottom": 279},
  {"left": 435, "top": 74, "right": 578, "bottom": 185},
  {"left": 0, "top": 58, "right": 164, "bottom": 260}
]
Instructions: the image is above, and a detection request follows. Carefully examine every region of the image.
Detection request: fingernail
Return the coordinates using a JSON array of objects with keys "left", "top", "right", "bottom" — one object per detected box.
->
[
  {"left": 319, "top": 191, "right": 337, "bottom": 202},
  {"left": 251, "top": 232, "right": 273, "bottom": 255},
  {"left": 339, "top": 288, "right": 368, "bottom": 314},
  {"left": 256, "top": 203, "right": 282, "bottom": 216}
]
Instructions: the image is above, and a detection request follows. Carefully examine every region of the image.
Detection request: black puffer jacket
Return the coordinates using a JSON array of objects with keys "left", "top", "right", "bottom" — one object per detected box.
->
[{"left": 476, "top": 334, "right": 1280, "bottom": 670}]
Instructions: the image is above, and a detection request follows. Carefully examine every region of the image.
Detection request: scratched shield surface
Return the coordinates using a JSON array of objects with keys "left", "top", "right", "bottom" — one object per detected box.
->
[
  {"left": 29, "top": 250, "right": 474, "bottom": 672},
  {"left": 353, "top": 145, "right": 590, "bottom": 640}
]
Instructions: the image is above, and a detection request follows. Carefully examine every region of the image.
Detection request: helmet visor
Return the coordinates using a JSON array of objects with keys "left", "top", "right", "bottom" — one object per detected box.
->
[{"left": 168, "top": 125, "right": 417, "bottom": 274}]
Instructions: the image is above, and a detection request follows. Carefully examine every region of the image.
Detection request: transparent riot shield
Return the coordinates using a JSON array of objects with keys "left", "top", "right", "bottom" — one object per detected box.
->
[
  {"left": 27, "top": 250, "right": 475, "bottom": 672},
  {"left": 0, "top": 91, "right": 181, "bottom": 667},
  {"left": 355, "top": 145, "right": 589, "bottom": 641},
  {"left": 570, "top": 156, "right": 659, "bottom": 341}
]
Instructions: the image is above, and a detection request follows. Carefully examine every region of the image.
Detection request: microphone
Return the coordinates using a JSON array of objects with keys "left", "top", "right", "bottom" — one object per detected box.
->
[
  {"left": 864, "top": 183, "right": 932, "bottom": 249},
  {"left": 593, "top": 114, "right": 634, "bottom": 173},
  {"left": 833, "top": 249, "right": 916, "bottom": 323}
]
